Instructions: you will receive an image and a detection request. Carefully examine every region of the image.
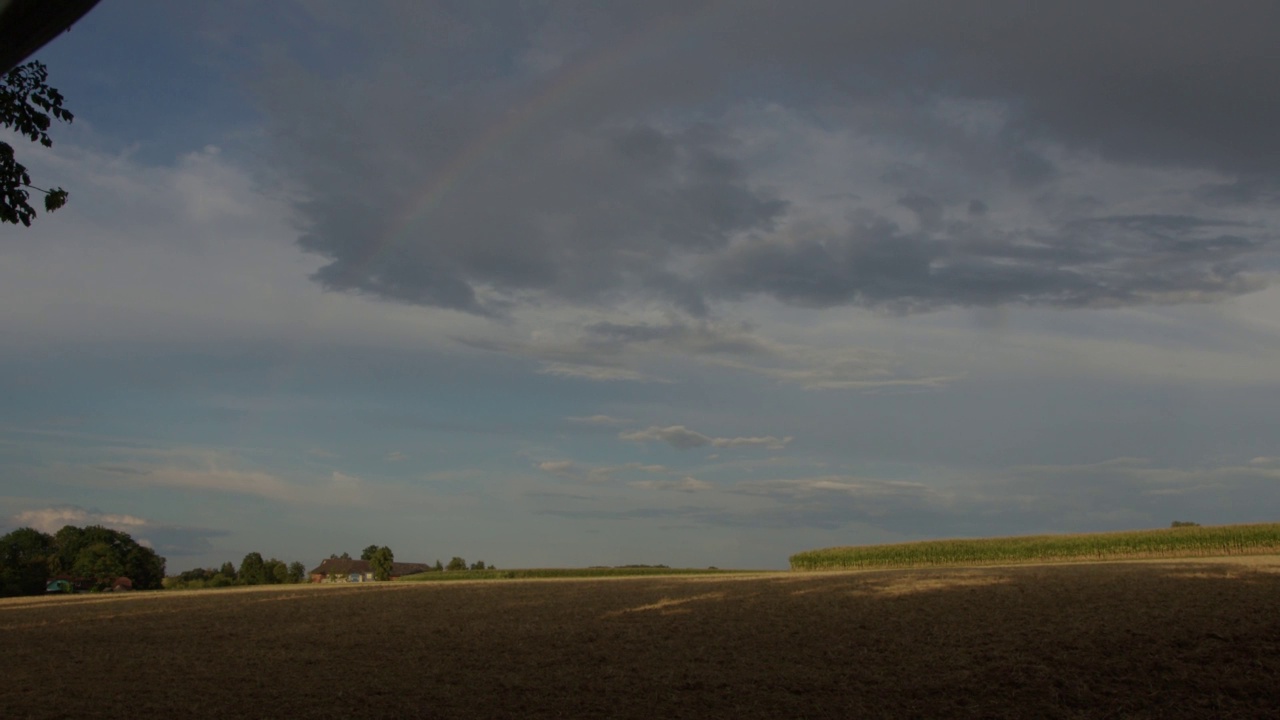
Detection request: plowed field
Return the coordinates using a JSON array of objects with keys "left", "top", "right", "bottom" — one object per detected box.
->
[{"left": 3, "top": 559, "right": 1278, "bottom": 719}]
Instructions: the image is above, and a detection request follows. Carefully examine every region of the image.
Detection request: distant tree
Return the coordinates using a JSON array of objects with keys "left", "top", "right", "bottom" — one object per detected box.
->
[
  {"left": 239, "top": 552, "right": 266, "bottom": 585},
  {"left": 340, "top": 552, "right": 351, "bottom": 560},
  {"left": 50, "top": 525, "right": 89, "bottom": 576},
  {"left": 446, "top": 556, "right": 467, "bottom": 572},
  {"left": 469, "top": 560, "right": 487, "bottom": 571},
  {"left": 123, "top": 544, "right": 165, "bottom": 590},
  {"left": 0, "top": 527, "right": 55, "bottom": 596},
  {"left": 361, "top": 545, "right": 380, "bottom": 561},
  {"left": 1171, "top": 520, "right": 1201, "bottom": 528},
  {"left": 72, "top": 542, "right": 123, "bottom": 587},
  {"left": 0, "top": 61, "right": 72, "bottom": 226},
  {"left": 168, "top": 555, "right": 307, "bottom": 591},
  {"left": 434, "top": 559, "right": 444, "bottom": 572},
  {"left": 176, "top": 568, "right": 213, "bottom": 584},
  {"left": 370, "top": 546, "right": 394, "bottom": 581},
  {"left": 265, "top": 559, "right": 289, "bottom": 584}
]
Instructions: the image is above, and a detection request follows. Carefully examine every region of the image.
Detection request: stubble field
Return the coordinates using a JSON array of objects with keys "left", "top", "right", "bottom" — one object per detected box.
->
[{"left": 3, "top": 558, "right": 1279, "bottom": 719}]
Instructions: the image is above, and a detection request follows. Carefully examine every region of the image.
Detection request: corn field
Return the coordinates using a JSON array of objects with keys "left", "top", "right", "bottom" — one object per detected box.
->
[{"left": 789, "top": 523, "right": 1280, "bottom": 571}]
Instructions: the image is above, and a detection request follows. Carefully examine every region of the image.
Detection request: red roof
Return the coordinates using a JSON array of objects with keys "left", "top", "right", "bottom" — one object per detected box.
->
[{"left": 308, "top": 558, "right": 432, "bottom": 577}]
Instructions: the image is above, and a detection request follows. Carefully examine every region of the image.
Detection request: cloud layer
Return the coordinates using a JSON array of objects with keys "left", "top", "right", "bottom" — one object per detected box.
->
[
  {"left": 257, "top": 1, "right": 1280, "bottom": 319},
  {"left": 7, "top": 506, "right": 228, "bottom": 557},
  {"left": 619, "top": 425, "right": 791, "bottom": 451}
]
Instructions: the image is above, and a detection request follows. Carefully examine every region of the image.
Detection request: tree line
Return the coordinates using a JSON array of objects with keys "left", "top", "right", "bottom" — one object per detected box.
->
[
  {"left": 165, "top": 553, "right": 309, "bottom": 590},
  {"left": 328, "top": 547, "right": 493, "bottom": 575},
  {"left": 0, "top": 524, "right": 165, "bottom": 597}
]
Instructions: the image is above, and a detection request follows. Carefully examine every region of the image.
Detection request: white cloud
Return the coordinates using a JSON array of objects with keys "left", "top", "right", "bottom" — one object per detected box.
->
[
  {"left": 537, "top": 460, "right": 671, "bottom": 484},
  {"left": 536, "top": 460, "right": 612, "bottom": 484},
  {"left": 711, "top": 435, "right": 794, "bottom": 450},
  {"left": 538, "top": 460, "right": 577, "bottom": 475},
  {"left": 473, "top": 316, "right": 956, "bottom": 392},
  {"left": 0, "top": 141, "right": 495, "bottom": 357},
  {"left": 6, "top": 505, "right": 228, "bottom": 556},
  {"left": 630, "top": 476, "right": 713, "bottom": 493},
  {"left": 79, "top": 448, "right": 372, "bottom": 507},
  {"left": 627, "top": 464, "right": 669, "bottom": 474},
  {"left": 140, "top": 467, "right": 301, "bottom": 503},
  {"left": 619, "top": 425, "right": 792, "bottom": 451},
  {"left": 737, "top": 476, "right": 939, "bottom": 500},
  {"left": 537, "top": 362, "right": 659, "bottom": 383},
  {"left": 11, "top": 506, "right": 149, "bottom": 534},
  {"left": 566, "top": 415, "right": 633, "bottom": 426}
]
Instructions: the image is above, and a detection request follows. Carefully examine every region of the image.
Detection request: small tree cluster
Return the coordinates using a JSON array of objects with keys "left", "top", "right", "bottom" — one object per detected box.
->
[
  {"left": 439, "top": 557, "right": 494, "bottom": 571},
  {"left": 0, "top": 525, "right": 165, "bottom": 596},
  {"left": 166, "top": 554, "right": 307, "bottom": 590},
  {"left": 1170, "top": 520, "right": 1201, "bottom": 528}
]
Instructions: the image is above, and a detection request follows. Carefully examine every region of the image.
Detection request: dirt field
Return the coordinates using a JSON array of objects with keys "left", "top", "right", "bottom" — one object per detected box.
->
[{"left": 3, "top": 559, "right": 1279, "bottom": 719}]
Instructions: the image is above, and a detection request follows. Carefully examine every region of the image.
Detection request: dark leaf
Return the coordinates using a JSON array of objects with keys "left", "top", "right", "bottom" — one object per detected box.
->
[{"left": 44, "top": 188, "right": 67, "bottom": 212}]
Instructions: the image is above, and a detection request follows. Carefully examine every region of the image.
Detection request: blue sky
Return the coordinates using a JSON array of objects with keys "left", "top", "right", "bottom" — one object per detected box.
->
[{"left": 4, "top": 1, "right": 1280, "bottom": 571}]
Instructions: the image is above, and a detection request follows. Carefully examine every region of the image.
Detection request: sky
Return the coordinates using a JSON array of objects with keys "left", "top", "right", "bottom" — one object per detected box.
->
[{"left": 3, "top": 1, "right": 1280, "bottom": 572}]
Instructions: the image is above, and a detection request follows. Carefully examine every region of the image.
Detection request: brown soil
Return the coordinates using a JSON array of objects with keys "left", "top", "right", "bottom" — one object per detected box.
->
[{"left": 2, "top": 559, "right": 1278, "bottom": 719}]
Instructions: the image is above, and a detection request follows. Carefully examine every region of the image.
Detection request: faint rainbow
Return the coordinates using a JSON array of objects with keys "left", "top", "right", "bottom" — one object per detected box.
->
[{"left": 337, "top": 2, "right": 728, "bottom": 289}]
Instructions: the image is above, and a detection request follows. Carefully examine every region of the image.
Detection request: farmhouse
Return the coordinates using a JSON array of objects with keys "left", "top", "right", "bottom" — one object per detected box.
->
[{"left": 308, "top": 558, "right": 433, "bottom": 583}]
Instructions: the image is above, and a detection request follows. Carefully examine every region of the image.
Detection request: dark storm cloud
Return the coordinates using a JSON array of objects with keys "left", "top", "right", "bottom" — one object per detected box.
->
[
  {"left": 284, "top": 118, "right": 785, "bottom": 316},
  {"left": 257, "top": 1, "right": 1280, "bottom": 317},
  {"left": 708, "top": 212, "right": 1266, "bottom": 311},
  {"left": 709, "top": 0, "right": 1280, "bottom": 175},
  {"left": 1196, "top": 176, "right": 1280, "bottom": 207}
]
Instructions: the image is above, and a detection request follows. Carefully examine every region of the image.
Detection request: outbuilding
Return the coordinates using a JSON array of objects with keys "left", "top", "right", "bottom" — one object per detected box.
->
[{"left": 45, "top": 579, "right": 73, "bottom": 594}]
